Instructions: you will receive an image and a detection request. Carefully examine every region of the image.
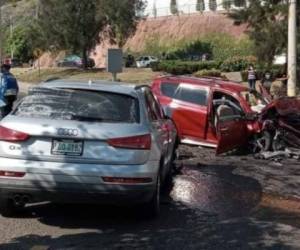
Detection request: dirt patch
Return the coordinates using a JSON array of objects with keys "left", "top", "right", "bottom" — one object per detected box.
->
[
  {"left": 14, "top": 68, "right": 160, "bottom": 84},
  {"left": 36, "top": 13, "right": 247, "bottom": 68},
  {"left": 261, "top": 194, "right": 300, "bottom": 214},
  {"left": 34, "top": 51, "right": 66, "bottom": 68},
  {"left": 125, "top": 13, "right": 247, "bottom": 52}
]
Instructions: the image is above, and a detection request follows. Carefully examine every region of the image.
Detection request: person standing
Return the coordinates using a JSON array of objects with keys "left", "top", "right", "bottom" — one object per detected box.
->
[
  {"left": 0, "top": 70, "right": 7, "bottom": 118},
  {"left": 0, "top": 64, "right": 19, "bottom": 116},
  {"left": 247, "top": 65, "right": 256, "bottom": 90}
]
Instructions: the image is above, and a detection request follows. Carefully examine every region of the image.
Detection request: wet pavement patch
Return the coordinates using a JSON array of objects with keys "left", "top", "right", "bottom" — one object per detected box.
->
[{"left": 170, "top": 165, "right": 262, "bottom": 219}]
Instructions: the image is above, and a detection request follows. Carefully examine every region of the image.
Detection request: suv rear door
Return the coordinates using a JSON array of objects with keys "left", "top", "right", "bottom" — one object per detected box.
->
[{"left": 171, "top": 83, "right": 209, "bottom": 141}]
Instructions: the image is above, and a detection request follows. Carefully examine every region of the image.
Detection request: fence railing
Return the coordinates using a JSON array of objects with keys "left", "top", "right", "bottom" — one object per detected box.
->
[{"left": 143, "top": 1, "right": 247, "bottom": 18}]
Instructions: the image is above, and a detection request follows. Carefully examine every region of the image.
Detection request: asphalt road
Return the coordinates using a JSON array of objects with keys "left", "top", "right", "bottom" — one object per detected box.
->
[
  {"left": 1, "top": 145, "right": 300, "bottom": 250},
  {"left": 1, "top": 84, "right": 300, "bottom": 249}
]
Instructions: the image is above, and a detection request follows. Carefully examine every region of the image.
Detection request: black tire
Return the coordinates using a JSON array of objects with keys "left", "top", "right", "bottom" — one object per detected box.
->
[
  {"left": 142, "top": 174, "right": 160, "bottom": 218},
  {"left": 0, "top": 197, "right": 23, "bottom": 217},
  {"left": 165, "top": 141, "right": 179, "bottom": 182}
]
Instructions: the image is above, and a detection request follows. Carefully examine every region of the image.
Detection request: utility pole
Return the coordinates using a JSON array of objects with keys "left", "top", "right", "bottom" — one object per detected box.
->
[{"left": 287, "top": 0, "right": 297, "bottom": 97}]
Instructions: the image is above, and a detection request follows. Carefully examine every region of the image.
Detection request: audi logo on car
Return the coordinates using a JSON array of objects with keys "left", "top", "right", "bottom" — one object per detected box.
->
[{"left": 57, "top": 128, "right": 79, "bottom": 137}]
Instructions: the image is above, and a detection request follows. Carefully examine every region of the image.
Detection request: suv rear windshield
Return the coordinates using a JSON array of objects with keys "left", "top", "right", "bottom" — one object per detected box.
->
[{"left": 14, "top": 88, "right": 139, "bottom": 123}]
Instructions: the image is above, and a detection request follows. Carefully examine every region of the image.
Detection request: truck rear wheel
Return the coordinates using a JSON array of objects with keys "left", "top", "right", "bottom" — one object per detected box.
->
[{"left": 0, "top": 197, "right": 23, "bottom": 217}]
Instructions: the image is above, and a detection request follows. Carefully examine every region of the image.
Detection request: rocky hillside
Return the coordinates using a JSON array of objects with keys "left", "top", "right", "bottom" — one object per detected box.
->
[
  {"left": 90, "top": 12, "right": 247, "bottom": 67},
  {"left": 125, "top": 12, "right": 247, "bottom": 52},
  {"left": 37, "top": 12, "right": 247, "bottom": 68}
]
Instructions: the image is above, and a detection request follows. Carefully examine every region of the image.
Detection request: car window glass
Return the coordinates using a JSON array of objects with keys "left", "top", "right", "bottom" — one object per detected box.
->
[
  {"left": 15, "top": 88, "right": 139, "bottom": 123},
  {"left": 213, "top": 91, "right": 244, "bottom": 116},
  {"left": 161, "top": 82, "right": 179, "bottom": 98},
  {"left": 144, "top": 57, "right": 149, "bottom": 61},
  {"left": 174, "top": 85, "right": 208, "bottom": 106}
]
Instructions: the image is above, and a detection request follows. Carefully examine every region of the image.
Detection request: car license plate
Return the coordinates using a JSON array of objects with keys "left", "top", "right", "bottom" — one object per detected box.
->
[{"left": 51, "top": 139, "right": 83, "bottom": 156}]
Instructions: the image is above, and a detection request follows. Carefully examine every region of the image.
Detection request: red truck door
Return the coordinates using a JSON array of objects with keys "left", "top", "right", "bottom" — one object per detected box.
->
[
  {"left": 171, "top": 84, "right": 209, "bottom": 141},
  {"left": 216, "top": 117, "right": 248, "bottom": 154},
  {"left": 215, "top": 101, "right": 248, "bottom": 155}
]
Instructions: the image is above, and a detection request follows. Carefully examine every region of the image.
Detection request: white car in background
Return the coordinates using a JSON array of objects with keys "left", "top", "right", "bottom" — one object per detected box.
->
[{"left": 136, "top": 56, "right": 158, "bottom": 68}]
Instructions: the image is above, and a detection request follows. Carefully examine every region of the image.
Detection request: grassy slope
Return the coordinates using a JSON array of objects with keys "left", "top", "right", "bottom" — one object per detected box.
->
[{"left": 12, "top": 68, "right": 161, "bottom": 84}]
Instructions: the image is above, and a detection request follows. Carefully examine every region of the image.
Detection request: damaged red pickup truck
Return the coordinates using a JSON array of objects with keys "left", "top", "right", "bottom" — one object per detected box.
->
[{"left": 151, "top": 75, "right": 300, "bottom": 154}]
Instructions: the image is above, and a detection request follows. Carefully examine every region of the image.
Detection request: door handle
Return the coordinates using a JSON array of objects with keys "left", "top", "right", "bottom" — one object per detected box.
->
[{"left": 220, "top": 128, "right": 229, "bottom": 132}]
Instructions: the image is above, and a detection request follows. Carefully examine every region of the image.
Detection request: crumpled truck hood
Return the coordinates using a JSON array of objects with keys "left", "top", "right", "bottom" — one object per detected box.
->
[{"left": 262, "top": 97, "right": 300, "bottom": 116}]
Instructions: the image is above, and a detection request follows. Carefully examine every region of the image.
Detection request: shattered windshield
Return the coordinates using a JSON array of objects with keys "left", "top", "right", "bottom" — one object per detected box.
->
[
  {"left": 240, "top": 91, "right": 269, "bottom": 113},
  {"left": 14, "top": 88, "right": 139, "bottom": 123}
]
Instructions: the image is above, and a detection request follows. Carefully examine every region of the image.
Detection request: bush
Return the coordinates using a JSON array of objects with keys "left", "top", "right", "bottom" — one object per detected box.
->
[
  {"left": 141, "top": 33, "right": 255, "bottom": 65},
  {"left": 165, "top": 40, "right": 212, "bottom": 60},
  {"left": 151, "top": 60, "right": 219, "bottom": 74},
  {"left": 220, "top": 56, "right": 257, "bottom": 72},
  {"left": 193, "top": 69, "right": 227, "bottom": 79},
  {"left": 201, "top": 33, "right": 255, "bottom": 62}
]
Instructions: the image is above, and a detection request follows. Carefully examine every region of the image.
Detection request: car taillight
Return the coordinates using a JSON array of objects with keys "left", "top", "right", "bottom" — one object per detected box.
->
[
  {"left": 0, "top": 171, "right": 25, "bottom": 178},
  {"left": 0, "top": 126, "right": 30, "bottom": 142},
  {"left": 108, "top": 134, "right": 151, "bottom": 150}
]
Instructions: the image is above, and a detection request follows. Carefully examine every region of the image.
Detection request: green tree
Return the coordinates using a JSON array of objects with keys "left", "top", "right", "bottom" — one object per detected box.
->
[
  {"left": 234, "top": 0, "right": 246, "bottom": 7},
  {"left": 229, "top": 0, "right": 289, "bottom": 65},
  {"left": 170, "top": 0, "right": 178, "bottom": 15},
  {"left": 196, "top": 0, "right": 205, "bottom": 12},
  {"left": 0, "top": 0, "right": 42, "bottom": 61},
  {"left": 38, "top": 0, "right": 144, "bottom": 68},
  {"left": 101, "top": 0, "right": 145, "bottom": 47},
  {"left": 222, "top": 0, "right": 231, "bottom": 10},
  {"left": 209, "top": 0, "right": 217, "bottom": 11},
  {"left": 4, "top": 24, "right": 36, "bottom": 61}
]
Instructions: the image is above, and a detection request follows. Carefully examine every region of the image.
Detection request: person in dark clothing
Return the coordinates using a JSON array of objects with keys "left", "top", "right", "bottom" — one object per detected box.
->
[
  {"left": 247, "top": 65, "right": 256, "bottom": 90},
  {"left": 261, "top": 71, "right": 272, "bottom": 94},
  {"left": 0, "top": 64, "right": 19, "bottom": 116}
]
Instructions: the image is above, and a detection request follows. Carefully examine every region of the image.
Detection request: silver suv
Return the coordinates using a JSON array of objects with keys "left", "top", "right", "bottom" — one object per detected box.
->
[{"left": 0, "top": 80, "right": 177, "bottom": 217}]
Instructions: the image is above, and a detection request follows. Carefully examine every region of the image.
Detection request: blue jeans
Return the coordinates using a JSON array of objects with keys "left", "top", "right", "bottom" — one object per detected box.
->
[{"left": 248, "top": 79, "right": 256, "bottom": 90}]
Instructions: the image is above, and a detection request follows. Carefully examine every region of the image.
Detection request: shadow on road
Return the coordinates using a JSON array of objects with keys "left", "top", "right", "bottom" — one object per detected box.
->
[
  {"left": 0, "top": 207, "right": 296, "bottom": 249},
  {"left": 2, "top": 164, "right": 296, "bottom": 250}
]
